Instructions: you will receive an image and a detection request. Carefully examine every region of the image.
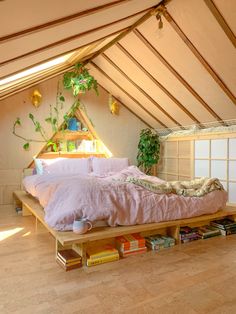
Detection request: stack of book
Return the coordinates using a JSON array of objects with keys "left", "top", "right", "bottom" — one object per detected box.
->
[
  {"left": 86, "top": 244, "right": 119, "bottom": 267},
  {"left": 145, "top": 234, "right": 175, "bottom": 251},
  {"left": 57, "top": 249, "right": 82, "bottom": 271},
  {"left": 197, "top": 225, "right": 221, "bottom": 239},
  {"left": 179, "top": 226, "right": 201, "bottom": 243},
  {"left": 115, "top": 233, "right": 147, "bottom": 257},
  {"left": 210, "top": 218, "right": 236, "bottom": 236}
]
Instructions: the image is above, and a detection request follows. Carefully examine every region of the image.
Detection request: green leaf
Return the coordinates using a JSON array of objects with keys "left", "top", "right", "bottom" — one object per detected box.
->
[
  {"left": 29, "top": 113, "right": 34, "bottom": 120},
  {"left": 23, "top": 143, "right": 30, "bottom": 150},
  {"left": 45, "top": 117, "right": 52, "bottom": 123},
  {"left": 59, "top": 95, "right": 65, "bottom": 102},
  {"left": 15, "top": 117, "right": 21, "bottom": 126}
]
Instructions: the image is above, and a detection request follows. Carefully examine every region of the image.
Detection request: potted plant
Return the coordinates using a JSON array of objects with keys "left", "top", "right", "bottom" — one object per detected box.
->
[
  {"left": 63, "top": 63, "right": 98, "bottom": 96},
  {"left": 137, "top": 128, "right": 160, "bottom": 175}
]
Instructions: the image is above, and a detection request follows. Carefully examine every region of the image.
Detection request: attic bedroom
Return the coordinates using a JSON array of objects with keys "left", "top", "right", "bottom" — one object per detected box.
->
[{"left": 1, "top": 0, "right": 236, "bottom": 313}]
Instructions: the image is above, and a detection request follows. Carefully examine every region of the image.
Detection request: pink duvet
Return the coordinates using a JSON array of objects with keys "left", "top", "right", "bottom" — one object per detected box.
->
[{"left": 23, "top": 166, "right": 228, "bottom": 231}]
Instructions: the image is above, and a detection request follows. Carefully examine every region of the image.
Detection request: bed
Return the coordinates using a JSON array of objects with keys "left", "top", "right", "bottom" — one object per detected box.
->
[{"left": 22, "top": 157, "right": 228, "bottom": 232}]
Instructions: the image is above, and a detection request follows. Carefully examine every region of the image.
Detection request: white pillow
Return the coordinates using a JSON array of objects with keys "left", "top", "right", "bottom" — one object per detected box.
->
[
  {"left": 34, "top": 158, "right": 92, "bottom": 175},
  {"left": 92, "top": 157, "right": 129, "bottom": 175}
]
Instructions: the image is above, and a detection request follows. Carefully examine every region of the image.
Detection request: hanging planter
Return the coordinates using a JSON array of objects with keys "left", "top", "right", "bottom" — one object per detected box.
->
[{"left": 63, "top": 63, "right": 98, "bottom": 96}]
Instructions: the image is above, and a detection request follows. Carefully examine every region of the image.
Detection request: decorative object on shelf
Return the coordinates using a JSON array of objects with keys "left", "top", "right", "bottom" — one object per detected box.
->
[
  {"left": 108, "top": 94, "right": 119, "bottom": 115},
  {"left": 68, "top": 117, "right": 78, "bottom": 131},
  {"left": 137, "top": 128, "right": 160, "bottom": 175},
  {"left": 63, "top": 62, "right": 98, "bottom": 96},
  {"left": 31, "top": 89, "right": 42, "bottom": 108}
]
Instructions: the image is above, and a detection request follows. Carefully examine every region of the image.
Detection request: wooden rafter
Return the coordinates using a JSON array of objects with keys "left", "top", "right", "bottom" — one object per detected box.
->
[
  {"left": 133, "top": 29, "right": 226, "bottom": 126},
  {"left": 85, "top": 2, "right": 169, "bottom": 64},
  {"left": 0, "top": 0, "right": 130, "bottom": 43},
  {"left": 159, "top": 5, "right": 236, "bottom": 106},
  {"left": 114, "top": 43, "right": 204, "bottom": 127},
  {"left": 90, "top": 61, "right": 168, "bottom": 128},
  {"left": 102, "top": 51, "right": 183, "bottom": 128},
  {"left": 0, "top": 8, "right": 149, "bottom": 67},
  {"left": 203, "top": 0, "right": 236, "bottom": 48}
]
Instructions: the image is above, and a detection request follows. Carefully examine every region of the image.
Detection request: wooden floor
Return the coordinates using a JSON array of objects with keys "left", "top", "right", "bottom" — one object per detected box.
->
[{"left": 1, "top": 206, "right": 236, "bottom": 314}]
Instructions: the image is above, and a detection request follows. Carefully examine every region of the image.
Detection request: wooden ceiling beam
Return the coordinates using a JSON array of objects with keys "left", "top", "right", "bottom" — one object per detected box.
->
[
  {"left": 160, "top": 5, "right": 236, "bottom": 106},
  {"left": 0, "top": 0, "right": 130, "bottom": 43},
  {"left": 0, "top": 8, "right": 149, "bottom": 67},
  {"left": 115, "top": 42, "right": 204, "bottom": 127},
  {"left": 98, "top": 84, "right": 152, "bottom": 128},
  {"left": 0, "top": 28, "right": 126, "bottom": 79},
  {"left": 101, "top": 51, "right": 184, "bottom": 128},
  {"left": 203, "top": 0, "right": 236, "bottom": 48},
  {"left": 133, "top": 29, "right": 226, "bottom": 126},
  {"left": 84, "top": 1, "right": 171, "bottom": 64},
  {"left": 90, "top": 61, "right": 168, "bottom": 128}
]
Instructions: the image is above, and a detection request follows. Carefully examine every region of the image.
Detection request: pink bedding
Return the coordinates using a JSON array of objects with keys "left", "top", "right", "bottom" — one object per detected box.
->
[{"left": 23, "top": 166, "right": 228, "bottom": 231}]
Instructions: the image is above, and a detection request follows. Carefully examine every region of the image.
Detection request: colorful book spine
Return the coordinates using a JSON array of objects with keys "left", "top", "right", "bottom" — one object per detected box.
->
[
  {"left": 121, "top": 247, "right": 147, "bottom": 257},
  {"left": 116, "top": 234, "right": 145, "bottom": 250},
  {"left": 87, "top": 254, "right": 119, "bottom": 267},
  {"left": 87, "top": 248, "right": 118, "bottom": 260},
  {"left": 56, "top": 258, "right": 82, "bottom": 271}
]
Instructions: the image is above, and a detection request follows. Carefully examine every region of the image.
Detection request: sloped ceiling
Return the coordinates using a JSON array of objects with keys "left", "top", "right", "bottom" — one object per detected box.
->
[{"left": 1, "top": 0, "right": 236, "bottom": 130}]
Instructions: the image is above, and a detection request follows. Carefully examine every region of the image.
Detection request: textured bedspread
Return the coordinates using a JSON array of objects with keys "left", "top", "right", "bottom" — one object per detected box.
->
[{"left": 23, "top": 166, "right": 228, "bottom": 231}]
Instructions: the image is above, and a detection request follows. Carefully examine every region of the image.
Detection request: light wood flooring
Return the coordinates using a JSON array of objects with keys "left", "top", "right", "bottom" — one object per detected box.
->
[{"left": 1, "top": 205, "right": 236, "bottom": 314}]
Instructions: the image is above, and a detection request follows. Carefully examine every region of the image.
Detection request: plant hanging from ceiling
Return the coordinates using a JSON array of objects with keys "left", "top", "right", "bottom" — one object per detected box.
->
[
  {"left": 63, "top": 62, "right": 98, "bottom": 96},
  {"left": 137, "top": 128, "right": 160, "bottom": 175},
  {"left": 12, "top": 83, "right": 80, "bottom": 151}
]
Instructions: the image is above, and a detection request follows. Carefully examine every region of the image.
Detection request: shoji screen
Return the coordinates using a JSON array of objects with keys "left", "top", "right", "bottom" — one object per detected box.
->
[{"left": 194, "top": 138, "right": 236, "bottom": 204}]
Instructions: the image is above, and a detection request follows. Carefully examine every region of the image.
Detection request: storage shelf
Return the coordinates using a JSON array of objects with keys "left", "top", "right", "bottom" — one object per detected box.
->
[
  {"left": 38, "top": 152, "right": 106, "bottom": 159},
  {"left": 53, "top": 130, "right": 92, "bottom": 141}
]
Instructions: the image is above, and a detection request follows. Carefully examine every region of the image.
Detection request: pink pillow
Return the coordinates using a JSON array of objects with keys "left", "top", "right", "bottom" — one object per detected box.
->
[
  {"left": 92, "top": 157, "right": 129, "bottom": 175},
  {"left": 34, "top": 158, "right": 92, "bottom": 175}
]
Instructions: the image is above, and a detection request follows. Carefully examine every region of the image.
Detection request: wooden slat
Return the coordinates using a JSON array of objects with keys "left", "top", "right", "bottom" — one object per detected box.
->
[
  {"left": 98, "top": 83, "right": 152, "bottom": 128},
  {"left": 203, "top": 0, "right": 236, "bottom": 48},
  {"left": 0, "top": 0, "right": 130, "bottom": 43},
  {"left": 0, "top": 9, "right": 150, "bottom": 67},
  {"left": 133, "top": 29, "right": 226, "bottom": 126},
  {"left": 102, "top": 51, "right": 184, "bottom": 128},
  {"left": 90, "top": 61, "right": 168, "bottom": 128},
  {"left": 160, "top": 5, "right": 236, "bottom": 106}
]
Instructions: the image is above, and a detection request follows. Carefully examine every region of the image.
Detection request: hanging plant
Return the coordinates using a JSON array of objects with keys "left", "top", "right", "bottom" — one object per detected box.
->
[
  {"left": 63, "top": 63, "right": 98, "bottom": 96},
  {"left": 137, "top": 128, "right": 160, "bottom": 175},
  {"left": 12, "top": 83, "right": 80, "bottom": 151}
]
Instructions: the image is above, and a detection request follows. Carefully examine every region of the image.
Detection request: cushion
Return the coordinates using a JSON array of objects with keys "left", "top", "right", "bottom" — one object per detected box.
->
[
  {"left": 91, "top": 157, "right": 129, "bottom": 175},
  {"left": 34, "top": 158, "right": 92, "bottom": 175}
]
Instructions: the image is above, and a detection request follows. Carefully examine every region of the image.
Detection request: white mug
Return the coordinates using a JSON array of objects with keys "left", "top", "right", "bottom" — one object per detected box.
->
[{"left": 73, "top": 218, "right": 92, "bottom": 234}]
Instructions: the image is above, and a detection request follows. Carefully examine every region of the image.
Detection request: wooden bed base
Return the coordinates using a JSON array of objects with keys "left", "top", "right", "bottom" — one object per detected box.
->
[{"left": 13, "top": 190, "right": 236, "bottom": 268}]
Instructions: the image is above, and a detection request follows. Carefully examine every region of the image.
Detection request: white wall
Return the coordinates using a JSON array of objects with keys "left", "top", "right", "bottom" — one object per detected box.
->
[{"left": 0, "top": 75, "right": 147, "bottom": 204}]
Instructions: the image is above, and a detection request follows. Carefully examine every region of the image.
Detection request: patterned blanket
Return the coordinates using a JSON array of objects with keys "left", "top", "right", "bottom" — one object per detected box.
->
[{"left": 126, "top": 177, "right": 224, "bottom": 197}]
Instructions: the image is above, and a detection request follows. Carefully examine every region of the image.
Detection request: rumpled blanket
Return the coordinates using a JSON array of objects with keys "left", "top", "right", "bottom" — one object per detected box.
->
[{"left": 125, "top": 177, "right": 224, "bottom": 197}]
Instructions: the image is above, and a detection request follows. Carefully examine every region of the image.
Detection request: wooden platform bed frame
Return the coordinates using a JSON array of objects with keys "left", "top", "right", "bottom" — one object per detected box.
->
[{"left": 13, "top": 190, "right": 236, "bottom": 268}]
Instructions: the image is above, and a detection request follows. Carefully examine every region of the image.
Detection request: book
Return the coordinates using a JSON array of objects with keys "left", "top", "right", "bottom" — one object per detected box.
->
[
  {"left": 197, "top": 225, "right": 221, "bottom": 237},
  {"left": 116, "top": 233, "right": 145, "bottom": 250},
  {"left": 120, "top": 247, "right": 147, "bottom": 257},
  {"left": 220, "top": 228, "right": 236, "bottom": 236},
  {"left": 210, "top": 219, "right": 236, "bottom": 230},
  {"left": 56, "top": 257, "right": 82, "bottom": 271},
  {"left": 57, "top": 255, "right": 82, "bottom": 267},
  {"left": 87, "top": 253, "right": 119, "bottom": 267},
  {"left": 57, "top": 249, "right": 82, "bottom": 264},
  {"left": 86, "top": 244, "right": 118, "bottom": 260}
]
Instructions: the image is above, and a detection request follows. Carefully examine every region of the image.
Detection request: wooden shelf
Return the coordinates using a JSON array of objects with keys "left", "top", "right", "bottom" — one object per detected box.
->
[
  {"left": 38, "top": 152, "right": 106, "bottom": 159},
  {"left": 53, "top": 130, "right": 92, "bottom": 141}
]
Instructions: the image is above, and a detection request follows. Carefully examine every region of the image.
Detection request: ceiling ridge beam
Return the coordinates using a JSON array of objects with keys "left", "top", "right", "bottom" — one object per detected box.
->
[
  {"left": 0, "top": 8, "right": 149, "bottom": 67},
  {"left": 133, "top": 29, "right": 226, "bottom": 126},
  {"left": 160, "top": 5, "right": 236, "bottom": 105},
  {"left": 101, "top": 51, "right": 184, "bottom": 128},
  {"left": 98, "top": 84, "right": 152, "bottom": 128},
  {"left": 0, "top": 0, "right": 130, "bottom": 43},
  {"left": 203, "top": 0, "right": 236, "bottom": 48},
  {"left": 90, "top": 61, "right": 168, "bottom": 128}
]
